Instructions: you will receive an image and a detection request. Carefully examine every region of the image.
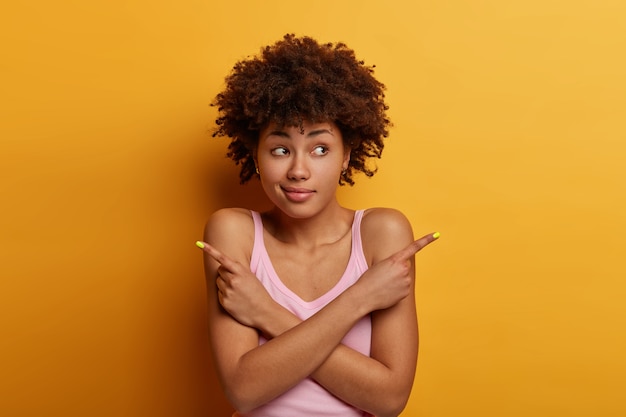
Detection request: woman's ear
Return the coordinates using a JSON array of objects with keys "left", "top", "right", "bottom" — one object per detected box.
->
[
  {"left": 342, "top": 148, "right": 351, "bottom": 171},
  {"left": 252, "top": 148, "right": 259, "bottom": 173}
]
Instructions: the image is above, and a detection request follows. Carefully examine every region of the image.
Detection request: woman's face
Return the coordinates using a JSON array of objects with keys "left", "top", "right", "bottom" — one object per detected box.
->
[{"left": 256, "top": 121, "right": 350, "bottom": 219}]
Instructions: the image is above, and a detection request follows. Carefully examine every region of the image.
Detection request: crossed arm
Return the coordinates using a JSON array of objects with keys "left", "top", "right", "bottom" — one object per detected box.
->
[{"left": 199, "top": 208, "right": 438, "bottom": 417}]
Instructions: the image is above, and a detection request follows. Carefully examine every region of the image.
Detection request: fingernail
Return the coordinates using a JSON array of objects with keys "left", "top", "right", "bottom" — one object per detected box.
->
[
  {"left": 432, "top": 232, "right": 441, "bottom": 239},
  {"left": 195, "top": 241, "right": 205, "bottom": 249}
]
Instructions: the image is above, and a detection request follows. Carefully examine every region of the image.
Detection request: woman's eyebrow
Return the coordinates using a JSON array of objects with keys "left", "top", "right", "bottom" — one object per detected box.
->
[
  {"left": 307, "top": 129, "right": 334, "bottom": 138},
  {"left": 265, "top": 130, "right": 291, "bottom": 138}
]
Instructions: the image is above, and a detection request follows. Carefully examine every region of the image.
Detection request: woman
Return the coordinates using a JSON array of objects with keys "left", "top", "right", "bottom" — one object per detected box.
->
[{"left": 196, "top": 34, "right": 439, "bottom": 417}]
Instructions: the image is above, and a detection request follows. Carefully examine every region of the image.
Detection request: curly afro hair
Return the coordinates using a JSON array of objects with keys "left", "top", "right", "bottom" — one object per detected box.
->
[{"left": 212, "top": 34, "right": 391, "bottom": 185}]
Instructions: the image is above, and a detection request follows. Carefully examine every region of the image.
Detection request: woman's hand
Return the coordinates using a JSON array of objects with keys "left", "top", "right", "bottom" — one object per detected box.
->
[
  {"left": 354, "top": 232, "right": 439, "bottom": 312},
  {"left": 197, "top": 241, "right": 276, "bottom": 330}
]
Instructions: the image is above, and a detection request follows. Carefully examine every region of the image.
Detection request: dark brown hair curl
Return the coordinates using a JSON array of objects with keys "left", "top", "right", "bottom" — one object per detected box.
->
[{"left": 212, "top": 34, "right": 391, "bottom": 185}]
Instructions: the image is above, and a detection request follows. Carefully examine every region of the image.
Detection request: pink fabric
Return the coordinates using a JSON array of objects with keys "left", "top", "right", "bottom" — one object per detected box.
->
[{"left": 234, "top": 210, "right": 372, "bottom": 417}]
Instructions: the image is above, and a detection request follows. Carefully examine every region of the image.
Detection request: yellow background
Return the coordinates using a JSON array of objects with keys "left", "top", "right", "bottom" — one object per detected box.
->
[{"left": 1, "top": 1, "right": 625, "bottom": 416}]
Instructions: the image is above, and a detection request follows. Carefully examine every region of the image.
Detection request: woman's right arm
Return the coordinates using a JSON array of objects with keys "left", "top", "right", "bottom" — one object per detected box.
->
[{"left": 203, "top": 209, "right": 377, "bottom": 413}]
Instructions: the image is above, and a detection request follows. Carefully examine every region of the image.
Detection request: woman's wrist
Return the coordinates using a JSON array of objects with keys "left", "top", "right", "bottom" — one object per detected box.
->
[
  {"left": 257, "top": 303, "right": 301, "bottom": 338},
  {"left": 341, "top": 282, "right": 375, "bottom": 319}
]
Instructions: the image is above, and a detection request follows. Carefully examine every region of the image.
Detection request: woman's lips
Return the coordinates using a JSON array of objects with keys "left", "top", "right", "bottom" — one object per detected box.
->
[{"left": 281, "top": 186, "right": 315, "bottom": 202}]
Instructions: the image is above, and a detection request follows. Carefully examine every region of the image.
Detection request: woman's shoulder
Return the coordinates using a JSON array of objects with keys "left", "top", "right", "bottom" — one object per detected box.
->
[
  {"left": 361, "top": 207, "right": 413, "bottom": 234},
  {"left": 361, "top": 207, "right": 415, "bottom": 263},
  {"left": 203, "top": 208, "right": 255, "bottom": 255}
]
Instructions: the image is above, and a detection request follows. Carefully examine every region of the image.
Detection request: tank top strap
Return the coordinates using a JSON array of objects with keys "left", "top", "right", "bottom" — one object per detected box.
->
[
  {"left": 351, "top": 209, "right": 370, "bottom": 274},
  {"left": 249, "top": 210, "right": 264, "bottom": 272}
]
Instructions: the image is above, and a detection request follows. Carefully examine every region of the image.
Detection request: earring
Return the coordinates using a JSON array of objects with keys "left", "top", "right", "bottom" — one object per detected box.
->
[{"left": 255, "top": 166, "right": 260, "bottom": 174}]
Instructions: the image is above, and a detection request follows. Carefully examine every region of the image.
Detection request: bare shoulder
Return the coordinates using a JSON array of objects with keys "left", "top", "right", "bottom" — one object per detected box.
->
[
  {"left": 203, "top": 207, "right": 255, "bottom": 262},
  {"left": 361, "top": 208, "right": 415, "bottom": 264}
]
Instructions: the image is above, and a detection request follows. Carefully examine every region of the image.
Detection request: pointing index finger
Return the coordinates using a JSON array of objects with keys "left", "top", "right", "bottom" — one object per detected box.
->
[
  {"left": 394, "top": 232, "right": 440, "bottom": 261},
  {"left": 195, "top": 241, "right": 236, "bottom": 271}
]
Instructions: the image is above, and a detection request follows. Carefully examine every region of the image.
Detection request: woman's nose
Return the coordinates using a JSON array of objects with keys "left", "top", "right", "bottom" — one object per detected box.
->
[{"left": 287, "top": 154, "right": 310, "bottom": 180}]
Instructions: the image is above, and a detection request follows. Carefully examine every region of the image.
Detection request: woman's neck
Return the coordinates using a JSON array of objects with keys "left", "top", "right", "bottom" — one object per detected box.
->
[{"left": 264, "top": 204, "right": 354, "bottom": 248}]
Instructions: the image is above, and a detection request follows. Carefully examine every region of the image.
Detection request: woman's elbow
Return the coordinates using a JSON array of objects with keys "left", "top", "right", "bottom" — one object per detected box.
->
[
  {"left": 224, "top": 387, "right": 263, "bottom": 414},
  {"left": 374, "top": 389, "right": 411, "bottom": 417}
]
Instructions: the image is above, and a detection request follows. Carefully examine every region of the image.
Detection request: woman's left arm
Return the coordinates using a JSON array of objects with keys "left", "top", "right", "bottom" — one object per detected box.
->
[{"left": 260, "top": 292, "right": 417, "bottom": 417}]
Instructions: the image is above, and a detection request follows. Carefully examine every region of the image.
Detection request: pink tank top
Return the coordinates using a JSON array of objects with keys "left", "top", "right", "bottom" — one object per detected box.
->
[{"left": 235, "top": 210, "right": 372, "bottom": 417}]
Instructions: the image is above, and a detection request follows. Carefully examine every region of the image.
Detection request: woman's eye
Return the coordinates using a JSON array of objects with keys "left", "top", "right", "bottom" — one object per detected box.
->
[
  {"left": 271, "top": 147, "right": 289, "bottom": 156},
  {"left": 312, "top": 146, "right": 328, "bottom": 156}
]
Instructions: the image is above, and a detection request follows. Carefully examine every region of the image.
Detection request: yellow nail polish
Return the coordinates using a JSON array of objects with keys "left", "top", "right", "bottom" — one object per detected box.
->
[
  {"left": 195, "top": 241, "right": 205, "bottom": 249},
  {"left": 432, "top": 232, "right": 441, "bottom": 239}
]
